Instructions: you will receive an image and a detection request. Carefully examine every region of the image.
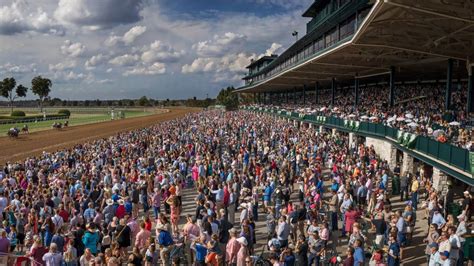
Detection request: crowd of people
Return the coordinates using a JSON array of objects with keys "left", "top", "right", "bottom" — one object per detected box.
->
[
  {"left": 0, "top": 110, "right": 472, "bottom": 266},
  {"left": 257, "top": 82, "right": 472, "bottom": 150}
]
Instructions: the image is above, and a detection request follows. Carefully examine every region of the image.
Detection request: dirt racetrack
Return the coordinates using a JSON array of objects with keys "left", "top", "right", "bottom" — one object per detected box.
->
[{"left": 0, "top": 107, "right": 199, "bottom": 164}]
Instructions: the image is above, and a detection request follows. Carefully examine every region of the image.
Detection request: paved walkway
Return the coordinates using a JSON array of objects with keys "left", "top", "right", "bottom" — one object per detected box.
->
[{"left": 177, "top": 175, "right": 430, "bottom": 265}]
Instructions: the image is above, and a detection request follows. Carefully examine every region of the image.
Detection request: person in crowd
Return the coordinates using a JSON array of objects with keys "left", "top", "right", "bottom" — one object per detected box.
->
[
  {"left": 0, "top": 108, "right": 471, "bottom": 266},
  {"left": 42, "top": 243, "right": 62, "bottom": 266}
]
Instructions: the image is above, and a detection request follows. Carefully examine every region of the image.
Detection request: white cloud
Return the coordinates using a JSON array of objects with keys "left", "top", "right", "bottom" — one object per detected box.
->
[
  {"left": 122, "top": 26, "right": 147, "bottom": 45},
  {"left": 106, "top": 68, "right": 113, "bottom": 73},
  {"left": 105, "top": 25, "right": 147, "bottom": 46},
  {"left": 182, "top": 52, "right": 254, "bottom": 75},
  {"left": 141, "top": 41, "right": 185, "bottom": 63},
  {"left": 49, "top": 60, "right": 77, "bottom": 71},
  {"left": 264, "top": 43, "right": 283, "bottom": 56},
  {"left": 60, "top": 40, "right": 86, "bottom": 57},
  {"left": 182, "top": 58, "right": 216, "bottom": 74},
  {"left": 0, "top": 1, "right": 64, "bottom": 35},
  {"left": 53, "top": 70, "right": 86, "bottom": 81},
  {"left": 0, "top": 62, "right": 37, "bottom": 75},
  {"left": 85, "top": 53, "right": 110, "bottom": 69},
  {"left": 53, "top": 70, "right": 97, "bottom": 84},
  {"left": 97, "top": 78, "right": 113, "bottom": 84},
  {"left": 109, "top": 54, "right": 139, "bottom": 66},
  {"left": 54, "top": 0, "right": 145, "bottom": 30},
  {"left": 182, "top": 40, "right": 283, "bottom": 84},
  {"left": 123, "top": 62, "right": 166, "bottom": 76},
  {"left": 193, "top": 32, "right": 247, "bottom": 57}
]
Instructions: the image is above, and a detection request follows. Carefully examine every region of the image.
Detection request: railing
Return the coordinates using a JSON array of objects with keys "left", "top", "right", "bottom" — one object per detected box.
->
[
  {"left": 244, "top": 106, "right": 472, "bottom": 175},
  {"left": 0, "top": 115, "right": 70, "bottom": 125}
]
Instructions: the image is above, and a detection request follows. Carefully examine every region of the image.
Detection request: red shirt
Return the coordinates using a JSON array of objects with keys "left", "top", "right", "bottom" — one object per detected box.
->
[
  {"left": 144, "top": 219, "right": 152, "bottom": 231},
  {"left": 116, "top": 205, "right": 126, "bottom": 219},
  {"left": 59, "top": 210, "right": 69, "bottom": 223}
]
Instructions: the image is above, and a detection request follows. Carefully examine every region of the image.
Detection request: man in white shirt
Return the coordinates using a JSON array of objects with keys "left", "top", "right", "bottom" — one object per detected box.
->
[
  {"left": 42, "top": 243, "right": 63, "bottom": 266},
  {"left": 52, "top": 209, "right": 64, "bottom": 231},
  {"left": 447, "top": 227, "right": 461, "bottom": 265},
  {"left": 428, "top": 242, "right": 442, "bottom": 266},
  {"left": 0, "top": 193, "right": 7, "bottom": 222}
]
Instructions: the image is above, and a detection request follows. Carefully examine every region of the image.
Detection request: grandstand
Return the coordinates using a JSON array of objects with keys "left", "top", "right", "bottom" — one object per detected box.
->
[{"left": 237, "top": 0, "right": 474, "bottom": 191}]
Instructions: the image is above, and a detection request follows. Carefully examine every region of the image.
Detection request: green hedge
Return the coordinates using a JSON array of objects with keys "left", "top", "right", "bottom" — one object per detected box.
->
[
  {"left": 10, "top": 110, "right": 26, "bottom": 117},
  {"left": 58, "top": 109, "right": 71, "bottom": 116},
  {"left": 0, "top": 114, "right": 69, "bottom": 123}
]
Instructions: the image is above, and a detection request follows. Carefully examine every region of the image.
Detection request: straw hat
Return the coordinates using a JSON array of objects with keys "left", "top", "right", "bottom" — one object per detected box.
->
[
  {"left": 106, "top": 199, "right": 114, "bottom": 206},
  {"left": 156, "top": 224, "right": 167, "bottom": 231},
  {"left": 236, "top": 237, "right": 248, "bottom": 246}
]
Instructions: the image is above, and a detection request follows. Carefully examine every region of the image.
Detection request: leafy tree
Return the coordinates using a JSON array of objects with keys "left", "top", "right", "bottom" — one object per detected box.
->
[
  {"left": 117, "top": 100, "right": 123, "bottom": 107},
  {"left": 49, "top": 97, "right": 61, "bottom": 106},
  {"left": 31, "top": 76, "right": 52, "bottom": 112},
  {"left": 128, "top": 100, "right": 135, "bottom": 107},
  {"left": 84, "top": 100, "right": 90, "bottom": 107},
  {"left": 216, "top": 86, "right": 238, "bottom": 110},
  {"left": 72, "top": 101, "right": 78, "bottom": 106},
  {"left": 138, "top": 96, "right": 149, "bottom": 106},
  {"left": 0, "top": 77, "right": 28, "bottom": 113},
  {"left": 95, "top": 99, "right": 102, "bottom": 106}
]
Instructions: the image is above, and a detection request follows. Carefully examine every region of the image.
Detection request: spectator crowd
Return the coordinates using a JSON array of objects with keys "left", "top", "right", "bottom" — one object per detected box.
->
[
  {"left": 254, "top": 83, "right": 473, "bottom": 150},
  {"left": 0, "top": 110, "right": 472, "bottom": 266}
]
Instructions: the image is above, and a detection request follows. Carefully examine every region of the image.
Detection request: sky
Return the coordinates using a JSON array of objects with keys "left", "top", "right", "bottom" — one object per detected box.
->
[{"left": 0, "top": 0, "right": 313, "bottom": 100}]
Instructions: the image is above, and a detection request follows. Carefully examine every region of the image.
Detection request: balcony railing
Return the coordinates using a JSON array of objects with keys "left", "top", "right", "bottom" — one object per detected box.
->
[{"left": 244, "top": 106, "right": 472, "bottom": 176}]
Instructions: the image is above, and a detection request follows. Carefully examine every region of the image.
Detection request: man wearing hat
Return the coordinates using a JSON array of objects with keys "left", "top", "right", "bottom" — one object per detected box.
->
[
  {"left": 156, "top": 223, "right": 174, "bottom": 263},
  {"left": 191, "top": 235, "right": 208, "bottom": 266},
  {"left": 236, "top": 236, "right": 250, "bottom": 266},
  {"left": 428, "top": 242, "right": 442, "bottom": 266},
  {"left": 103, "top": 199, "right": 115, "bottom": 225},
  {"left": 226, "top": 228, "right": 240, "bottom": 266},
  {"left": 439, "top": 250, "right": 451, "bottom": 266}
]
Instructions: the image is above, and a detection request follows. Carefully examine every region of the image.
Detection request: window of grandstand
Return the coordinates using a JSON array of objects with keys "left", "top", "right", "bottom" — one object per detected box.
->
[
  {"left": 325, "top": 27, "right": 338, "bottom": 47},
  {"left": 340, "top": 15, "right": 356, "bottom": 39}
]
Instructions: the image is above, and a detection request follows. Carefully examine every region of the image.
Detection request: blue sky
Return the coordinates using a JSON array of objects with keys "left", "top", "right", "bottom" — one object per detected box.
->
[{"left": 0, "top": 0, "right": 312, "bottom": 100}]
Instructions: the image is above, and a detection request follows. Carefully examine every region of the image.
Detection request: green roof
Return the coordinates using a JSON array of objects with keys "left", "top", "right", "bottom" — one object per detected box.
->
[{"left": 302, "top": 0, "right": 329, "bottom": 17}]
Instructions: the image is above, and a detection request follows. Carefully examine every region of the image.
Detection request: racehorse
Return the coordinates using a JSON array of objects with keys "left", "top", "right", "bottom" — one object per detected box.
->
[
  {"left": 52, "top": 122, "right": 63, "bottom": 129},
  {"left": 7, "top": 127, "right": 19, "bottom": 138},
  {"left": 22, "top": 124, "right": 29, "bottom": 134},
  {"left": 64, "top": 120, "right": 69, "bottom": 127}
]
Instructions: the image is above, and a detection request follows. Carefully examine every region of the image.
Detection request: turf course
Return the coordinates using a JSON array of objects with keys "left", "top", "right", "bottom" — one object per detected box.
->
[{"left": 0, "top": 108, "right": 158, "bottom": 134}]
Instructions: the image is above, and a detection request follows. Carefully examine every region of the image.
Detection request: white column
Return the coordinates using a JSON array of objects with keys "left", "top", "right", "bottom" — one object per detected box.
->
[
  {"left": 432, "top": 168, "right": 449, "bottom": 195},
  {"left": 401, "top": 152, "right": 414, "bottom": 176},
  {"left": 349, "top": 132, "right": 355, "bottom": 147},
  {"left": 331, "top": 128, "right": 337, "bottom": 136},
  {"left": 388, "top": 146, "right": 397, "bottom": 171},
  {"left": 319, "top": 126, "right": 323, "bottom": 133}
]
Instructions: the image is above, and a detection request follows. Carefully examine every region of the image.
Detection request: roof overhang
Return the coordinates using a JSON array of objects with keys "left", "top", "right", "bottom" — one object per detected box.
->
[{"left": 236, "top": 0, "right": 474, "bottom": 93}]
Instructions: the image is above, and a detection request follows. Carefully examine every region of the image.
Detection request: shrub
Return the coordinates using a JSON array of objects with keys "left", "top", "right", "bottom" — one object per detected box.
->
[
  {"left": 57, "top": 109, "right": 71, "bottom": 116},
  {"left": 11, "top": 110, "right": 26, "bottom": 117}
]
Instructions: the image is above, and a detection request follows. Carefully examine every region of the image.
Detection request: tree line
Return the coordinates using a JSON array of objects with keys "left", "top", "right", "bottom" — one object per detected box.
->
[
  {"left": 0, "top": 76, "right": 52, "bottom": 112},
  {"left": 1, "top": 76, "right": 254, "bottom": 112},
  {"left": 216, "top": 86, "right": 254, "bottom": 110}
]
